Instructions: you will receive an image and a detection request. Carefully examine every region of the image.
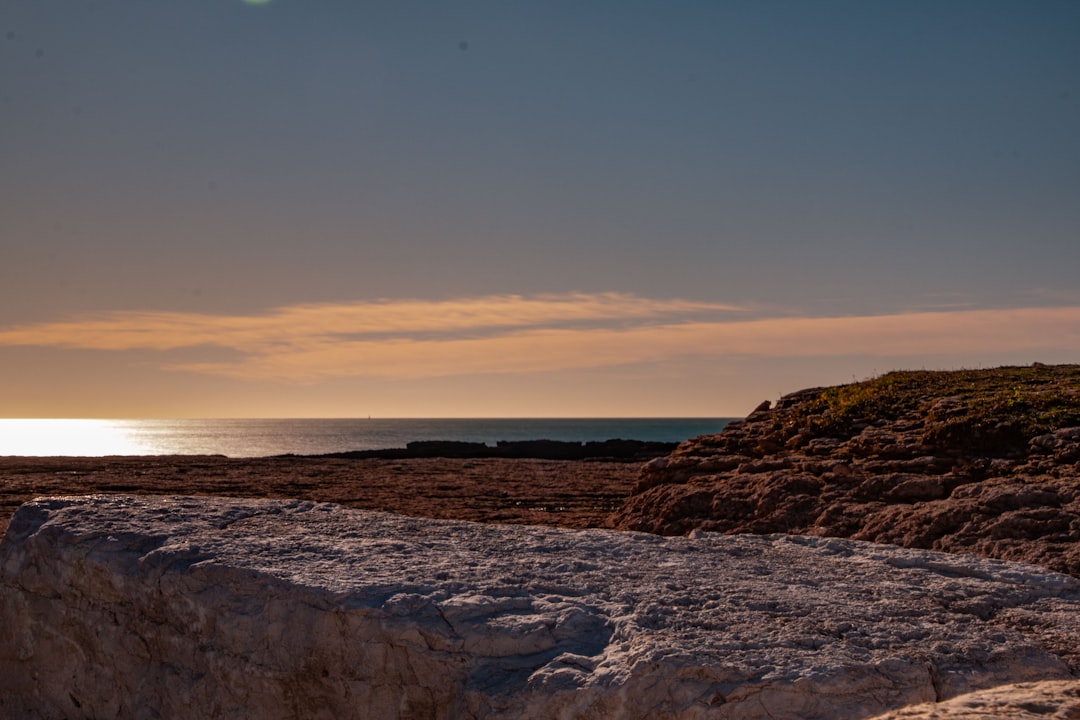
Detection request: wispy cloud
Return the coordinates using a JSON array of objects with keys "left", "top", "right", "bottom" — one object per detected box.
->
[
  {"left": 1, "top": 294, "right": 1078, "bottom": 381},
  {"left": 0, "top": 293, "right": 740, "bottom": 351}
]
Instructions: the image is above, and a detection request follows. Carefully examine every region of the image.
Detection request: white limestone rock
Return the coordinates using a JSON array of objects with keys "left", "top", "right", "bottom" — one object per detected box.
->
[{"left": 1, "top": 495, "right": 1078, "bottom": 720}]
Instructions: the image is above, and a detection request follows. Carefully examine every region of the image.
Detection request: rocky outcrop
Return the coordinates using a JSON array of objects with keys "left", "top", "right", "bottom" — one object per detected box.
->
[
  {"left": 0, "top": 455, "right": 643, "bottom": 537},
  {"left": 311, "top": 438, "right": 678, "bottom": 462},
  {"left": 610, "top": 365, "right": 1080, "bottom": 577},
  {"left": 866, "top": 679, "right": 1080, "bottom": 719},
  {"left": 3, "top": 495, "right": 1080, "bottom": 719}
]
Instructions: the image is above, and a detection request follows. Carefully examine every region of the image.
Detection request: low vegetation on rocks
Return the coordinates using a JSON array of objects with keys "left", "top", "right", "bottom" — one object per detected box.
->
[
  {"left": 795, "top": 365, "right": 1080, "bottom": 454},
  {"left": 610, "top": 364, "right": 1080, "bottom": 577}
]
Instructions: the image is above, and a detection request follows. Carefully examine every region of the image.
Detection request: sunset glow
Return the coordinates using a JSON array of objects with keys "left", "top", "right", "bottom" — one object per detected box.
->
[
  {"left": 3, "top": 2, "right": 1078, "bottom": 419},
  {"left": 1, "top": 296, "right": 1078, "bottom": 384}
]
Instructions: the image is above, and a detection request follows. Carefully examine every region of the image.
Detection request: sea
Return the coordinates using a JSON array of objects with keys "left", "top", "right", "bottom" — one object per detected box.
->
[{"left": 0, "top": 418, "right": 733, "bottom": 458}]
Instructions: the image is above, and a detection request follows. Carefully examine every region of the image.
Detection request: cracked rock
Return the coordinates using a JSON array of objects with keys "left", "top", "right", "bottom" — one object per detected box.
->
[{"left": 2, "top": 495, "right": 1079, "bottom": 719}]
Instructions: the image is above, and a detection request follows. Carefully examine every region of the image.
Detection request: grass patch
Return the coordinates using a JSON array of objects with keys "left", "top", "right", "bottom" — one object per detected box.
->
[{"left": 792, "top": 365, "right": 1080, "bottom": 440}]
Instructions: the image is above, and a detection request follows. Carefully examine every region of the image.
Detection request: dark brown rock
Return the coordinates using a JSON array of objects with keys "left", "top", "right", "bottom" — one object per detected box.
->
[
  {"left": 0, "top": 456, "right": 641, "bottom": 538},
  {"left": 610, "top": 365, "right": 1080, "bottom": 577}
]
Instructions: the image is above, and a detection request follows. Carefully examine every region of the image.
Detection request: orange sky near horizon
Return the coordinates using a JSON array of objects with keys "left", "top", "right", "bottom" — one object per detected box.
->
[
  {"left": 3, "top": 2, "right": 1079, "bottom": 418},
  {"left": 2, "top": 293, "right": 1078, "bottom": 418}
]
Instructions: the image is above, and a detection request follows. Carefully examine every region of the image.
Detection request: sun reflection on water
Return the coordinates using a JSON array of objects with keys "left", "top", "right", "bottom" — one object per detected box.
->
[{"left": 0, "top": 420, "right": 150, "bottom": 456}]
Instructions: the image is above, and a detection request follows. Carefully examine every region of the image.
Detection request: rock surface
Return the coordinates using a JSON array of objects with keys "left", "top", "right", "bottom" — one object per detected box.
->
[
  {"left": 865, "top": 679, "right": 1080, "bottom": 719},
  {"left": 0, "top": 455, "right": 641, "bottom": 537},
  {"left": 3, "top": 495, "right": 1079, "bottom": 719},
  {"left": 611, "top": 365, "right": 1080, "bottom": 577}
]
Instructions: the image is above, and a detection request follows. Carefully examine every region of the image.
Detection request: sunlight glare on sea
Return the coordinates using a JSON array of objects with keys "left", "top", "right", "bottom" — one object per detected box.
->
[
  {"left": 0, "top": 420, "right": 149, "bottom": 456},
  {"left": 0, "top": 418, "right": 731, "bottom": 457}
]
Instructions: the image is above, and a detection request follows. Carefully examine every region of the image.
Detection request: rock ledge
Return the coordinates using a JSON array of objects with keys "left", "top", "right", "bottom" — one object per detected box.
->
[{"left": 2, "top": 495, "right": 1079, "bottom": 719}]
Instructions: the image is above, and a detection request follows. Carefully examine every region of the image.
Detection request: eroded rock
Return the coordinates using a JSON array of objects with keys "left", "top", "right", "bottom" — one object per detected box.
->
[
  {"left": 2, "top": 495, "right": 1079, "bottom": 719},
  {"left": 866, "top": 679, "right": 1080, "bottom": 719},
  {"left": 611, "top": 366, "right": 1080, "bottom": 577}
]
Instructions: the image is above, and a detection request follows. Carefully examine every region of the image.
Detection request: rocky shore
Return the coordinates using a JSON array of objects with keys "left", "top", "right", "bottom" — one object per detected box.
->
[
  {"left": 3, "top": 495, "right": 1078, "bottom": 719},
  {"left": 2, "top": 364, "right": 1079, "bottom": 717},
  {"left": 0, "top": 456, "right": 640, "bottom": 538},
  {"left": 612, "top": 364, "right": 1080, "bottom": 578},
  {"left": 9, "top": 365, "right": 1076, "bottom": 581}
]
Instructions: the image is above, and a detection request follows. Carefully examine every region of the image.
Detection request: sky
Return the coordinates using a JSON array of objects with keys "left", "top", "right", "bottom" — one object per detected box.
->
[{"left": 1, "top": 0, "right": 1079, "bottom": 418}]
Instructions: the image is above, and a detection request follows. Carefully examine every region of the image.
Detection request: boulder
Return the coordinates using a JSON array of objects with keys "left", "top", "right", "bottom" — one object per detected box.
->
[{"left": 2, "top": 495, "right": 1079, "bottom": 719}]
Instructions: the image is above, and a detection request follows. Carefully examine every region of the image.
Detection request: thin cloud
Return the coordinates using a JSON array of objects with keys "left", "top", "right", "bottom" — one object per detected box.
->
[
  {"left": 171, "top": 306, "right": 1080, "bottom": 381},
  {"left": 1, "top": 295, "right": 1078, "bottom": 381},
  {"left": 0, "top": 293, "right": 742, "bottom": 351}
]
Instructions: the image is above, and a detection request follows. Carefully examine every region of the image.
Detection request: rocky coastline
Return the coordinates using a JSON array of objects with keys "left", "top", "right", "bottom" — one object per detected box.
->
[
  {"left": 0, "top": 456, "right": 641, "bottom": 538},
  {"left": 3, "top": 495, "right": 1078, "bottom": 719},
  {"left": 312, "top": 437, "right": 679, "bottom": 462},
  {"left": 612, "top": 364, "right": 1080, "bottom": 578},
  {"left": 2, "top": 364, "right": 1079, "bottom": 717}
]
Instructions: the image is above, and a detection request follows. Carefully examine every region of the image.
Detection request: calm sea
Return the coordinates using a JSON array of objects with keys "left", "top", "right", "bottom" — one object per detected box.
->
[{"left": 0, "top": 418, "right": 732, "bottom": 458}]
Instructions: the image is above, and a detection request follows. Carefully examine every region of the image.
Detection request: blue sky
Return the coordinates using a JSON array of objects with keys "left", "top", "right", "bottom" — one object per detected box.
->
[{"left": 1, "top": 1, "right": 1078, "bottom": 417}]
